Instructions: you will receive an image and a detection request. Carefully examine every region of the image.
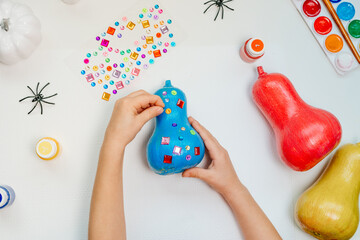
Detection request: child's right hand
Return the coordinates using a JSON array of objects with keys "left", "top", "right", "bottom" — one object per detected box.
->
[
  {"left": 182, "top": 117, "right": 244, "bottom": 197},
  {"left": 104, "top": 90, "right": 164, "bottom": 150}
]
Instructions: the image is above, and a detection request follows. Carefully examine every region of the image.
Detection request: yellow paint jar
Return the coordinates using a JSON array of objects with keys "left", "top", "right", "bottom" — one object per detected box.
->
[{"left": 36, "top": 137, "right": 60, "bottom": 160}]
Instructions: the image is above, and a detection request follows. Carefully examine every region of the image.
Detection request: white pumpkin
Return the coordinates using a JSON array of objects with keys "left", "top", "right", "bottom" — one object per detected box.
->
[{"left": 0, "top": 0, "right": 41, "bottom": 65}]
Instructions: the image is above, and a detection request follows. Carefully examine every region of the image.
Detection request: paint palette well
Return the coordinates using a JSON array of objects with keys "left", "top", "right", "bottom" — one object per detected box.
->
[
  {"left": 293, "top": 0, "right": 360, "bottom": 75},
  {"left": 332, "top": 1, "right": 360, "bottom": 49}
]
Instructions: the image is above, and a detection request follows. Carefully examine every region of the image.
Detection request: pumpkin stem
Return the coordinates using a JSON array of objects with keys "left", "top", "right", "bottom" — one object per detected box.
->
[
  {"left": 0, "top": 18, "right": 10, "bottom": 32},
  {"left": 257, "top": 66, "right": 266, "bottom": 77},
  {"left": 164, "top": 80, "right": 173, "bottom": 88}
]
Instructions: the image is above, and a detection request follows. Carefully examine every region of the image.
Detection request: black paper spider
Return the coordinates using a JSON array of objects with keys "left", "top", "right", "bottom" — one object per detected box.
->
[
  {"left": 19, "top": 82, "right": 58, "bottom": 115},
  {"left": 204, "top": 0, "right": 234, "bottom": 21}
]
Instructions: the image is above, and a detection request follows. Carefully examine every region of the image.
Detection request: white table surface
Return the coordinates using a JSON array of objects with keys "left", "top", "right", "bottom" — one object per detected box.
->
[{"left": 1, "top": 0, "right": 360, "bottom": 239}]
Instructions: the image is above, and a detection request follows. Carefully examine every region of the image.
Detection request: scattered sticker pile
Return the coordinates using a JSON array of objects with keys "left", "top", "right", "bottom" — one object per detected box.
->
[{"left": 80, "top": 3, "right": 177, "bottom": 101}]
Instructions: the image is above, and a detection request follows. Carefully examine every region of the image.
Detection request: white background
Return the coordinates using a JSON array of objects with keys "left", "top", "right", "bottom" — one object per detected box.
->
[{"left": 1, "top": 0, "right": 360, "bottom": 239}]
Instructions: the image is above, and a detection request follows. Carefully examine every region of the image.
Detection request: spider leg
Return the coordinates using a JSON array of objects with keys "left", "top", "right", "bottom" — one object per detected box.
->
[
  {"left": 214, "top": 4, "right": 221, "bottom": 20},
  {"left": 204, "top": 3, "right": 217, "bottom": 13},
  {"left": 28, "top": 101, "right": 39, "bottom": 115},
  {"left": 27, "top": 86, "right": 36, "bottom": 96},
  {"left": 222, "top": 0, "right": 233, "bottom": 3},
  {"left": 42, "top": 93, "right": 58, "bottom": 100},
  {"left": 38, "top": 82, "right": 50, "bottom": 95},
  {"left": 204, "top": 0, "right": 216, "bottom": 5},
  {"left": 221, "top": 5, "right": 224, "bottom": 19},
  {"left": 36, "top": 82, "right": 40, "bottom": 95},
  {"left": 39, "top": 101, "right": 43, "bottom": 115},
  {"left": 223, "top": 4, "right": 234, "bottom": 11},
  {"left": 19, "top": 96, "right": 35, "bottom": 102},
  {"left": 41, "top": 100, "right": 55, "bottom": 105}
]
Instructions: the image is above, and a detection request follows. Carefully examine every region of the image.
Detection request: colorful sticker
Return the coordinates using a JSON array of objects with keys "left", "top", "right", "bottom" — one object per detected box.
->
[{"left": 79, "top": 3, "right": 178, "bottom": 101}]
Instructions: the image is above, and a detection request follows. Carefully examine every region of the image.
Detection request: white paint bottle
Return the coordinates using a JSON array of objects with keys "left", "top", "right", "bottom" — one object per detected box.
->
[
  {"left": 0, "top": 185, "right": 15, "bottom": 209},
  {"left": 240, "top": 38, "right": 265, "bottom": 63}
]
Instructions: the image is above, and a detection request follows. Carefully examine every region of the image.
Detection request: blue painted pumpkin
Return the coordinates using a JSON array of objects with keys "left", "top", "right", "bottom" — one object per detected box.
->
[{"left": 147, "top": 80, "right": 205, "bottom": 175}]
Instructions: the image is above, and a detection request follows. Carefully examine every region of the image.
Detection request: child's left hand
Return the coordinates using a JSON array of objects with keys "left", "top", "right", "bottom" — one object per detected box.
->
[{"left": 104, "top": 90, "right": 165, "bottom": 149}]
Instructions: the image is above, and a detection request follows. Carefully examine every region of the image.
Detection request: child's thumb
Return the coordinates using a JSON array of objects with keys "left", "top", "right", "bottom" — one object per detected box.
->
[
  {"left": 139, "top": 106, "right": 164, "bottom": 123},
  {"left": 182, "top": 167, "right": 209, "bottom": 181}
]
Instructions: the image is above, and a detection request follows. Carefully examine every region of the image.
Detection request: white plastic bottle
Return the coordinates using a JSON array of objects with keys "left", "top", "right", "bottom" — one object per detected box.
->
[
  {"left": 240, "top": 38, "right": 265, "bottom": 63},
  {"left": 0, "top": 185, "right": 15, "bottom": 209}
]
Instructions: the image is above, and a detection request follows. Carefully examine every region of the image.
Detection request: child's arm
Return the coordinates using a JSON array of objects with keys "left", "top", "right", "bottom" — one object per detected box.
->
[
  {"left": 89, "top": 90, "right": 164, "bottom": 240},
  {"left": 183, "top": 117, "right": 282, "bottom": 240}
]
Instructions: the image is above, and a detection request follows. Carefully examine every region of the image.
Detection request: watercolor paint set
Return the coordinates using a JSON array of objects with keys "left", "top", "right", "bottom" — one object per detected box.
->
[
  {"left": 293, "top": 0, "right": 360, "bottom": 75},
  {"left": 70, "top": 1, "right": 182, "bottom": 101}
]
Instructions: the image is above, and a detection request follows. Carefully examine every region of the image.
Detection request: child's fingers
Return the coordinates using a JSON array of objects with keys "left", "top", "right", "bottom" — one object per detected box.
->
[
  {"left": 188, "top": 117, "right": 223, "bottom": 154},
  {"left": 127, "top": 89, "right": 148, "bottom": 98},
  {"left": 189, "top": 117, "right": 219, "bottom": 143},
  {"left": 138, "top": 106, "right": 164, "bottom": 125},
  {"left": 182, "top": 167, "right": 211, "bottom": 182},
  {"left": 133, "top": 94, "right": 165, "bottom": 113},
  {"left": 127, "top": 90, "right": 164, "bottom": 108}
]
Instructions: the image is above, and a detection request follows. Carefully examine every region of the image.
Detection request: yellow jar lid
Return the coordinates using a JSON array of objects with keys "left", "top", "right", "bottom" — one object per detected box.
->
[{"left": 36, "top": 137, "right": 59, "bottom": 160}]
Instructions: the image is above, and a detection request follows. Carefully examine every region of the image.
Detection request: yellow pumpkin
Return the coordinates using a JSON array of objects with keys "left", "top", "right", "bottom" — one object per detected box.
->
[{"left": 295, "top": 143, "right": 360, "bottom": 239}]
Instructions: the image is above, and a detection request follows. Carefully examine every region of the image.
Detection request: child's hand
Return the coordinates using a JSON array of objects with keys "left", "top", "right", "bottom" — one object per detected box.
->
[
  {"left": 104, "top": 90, "right": 165, "bottom": 149},
  {"left": 182, "top": 117, "right": 243, "bottom": 196}
]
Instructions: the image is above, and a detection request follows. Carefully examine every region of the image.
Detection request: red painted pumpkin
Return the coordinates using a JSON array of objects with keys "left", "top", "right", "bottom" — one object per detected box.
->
[{"left": 252, "top": 66, "right": 342, "bottom": 171}]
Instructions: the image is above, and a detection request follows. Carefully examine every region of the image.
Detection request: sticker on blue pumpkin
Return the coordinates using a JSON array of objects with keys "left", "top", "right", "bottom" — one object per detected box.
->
[{"left": 147, "top": 80, "right": 205, "bottom": 175}]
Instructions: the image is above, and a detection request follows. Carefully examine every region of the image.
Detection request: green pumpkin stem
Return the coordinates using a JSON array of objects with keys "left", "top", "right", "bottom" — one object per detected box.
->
[{"left": 0, "top": 18, "right": 9, "bottom": 32}]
